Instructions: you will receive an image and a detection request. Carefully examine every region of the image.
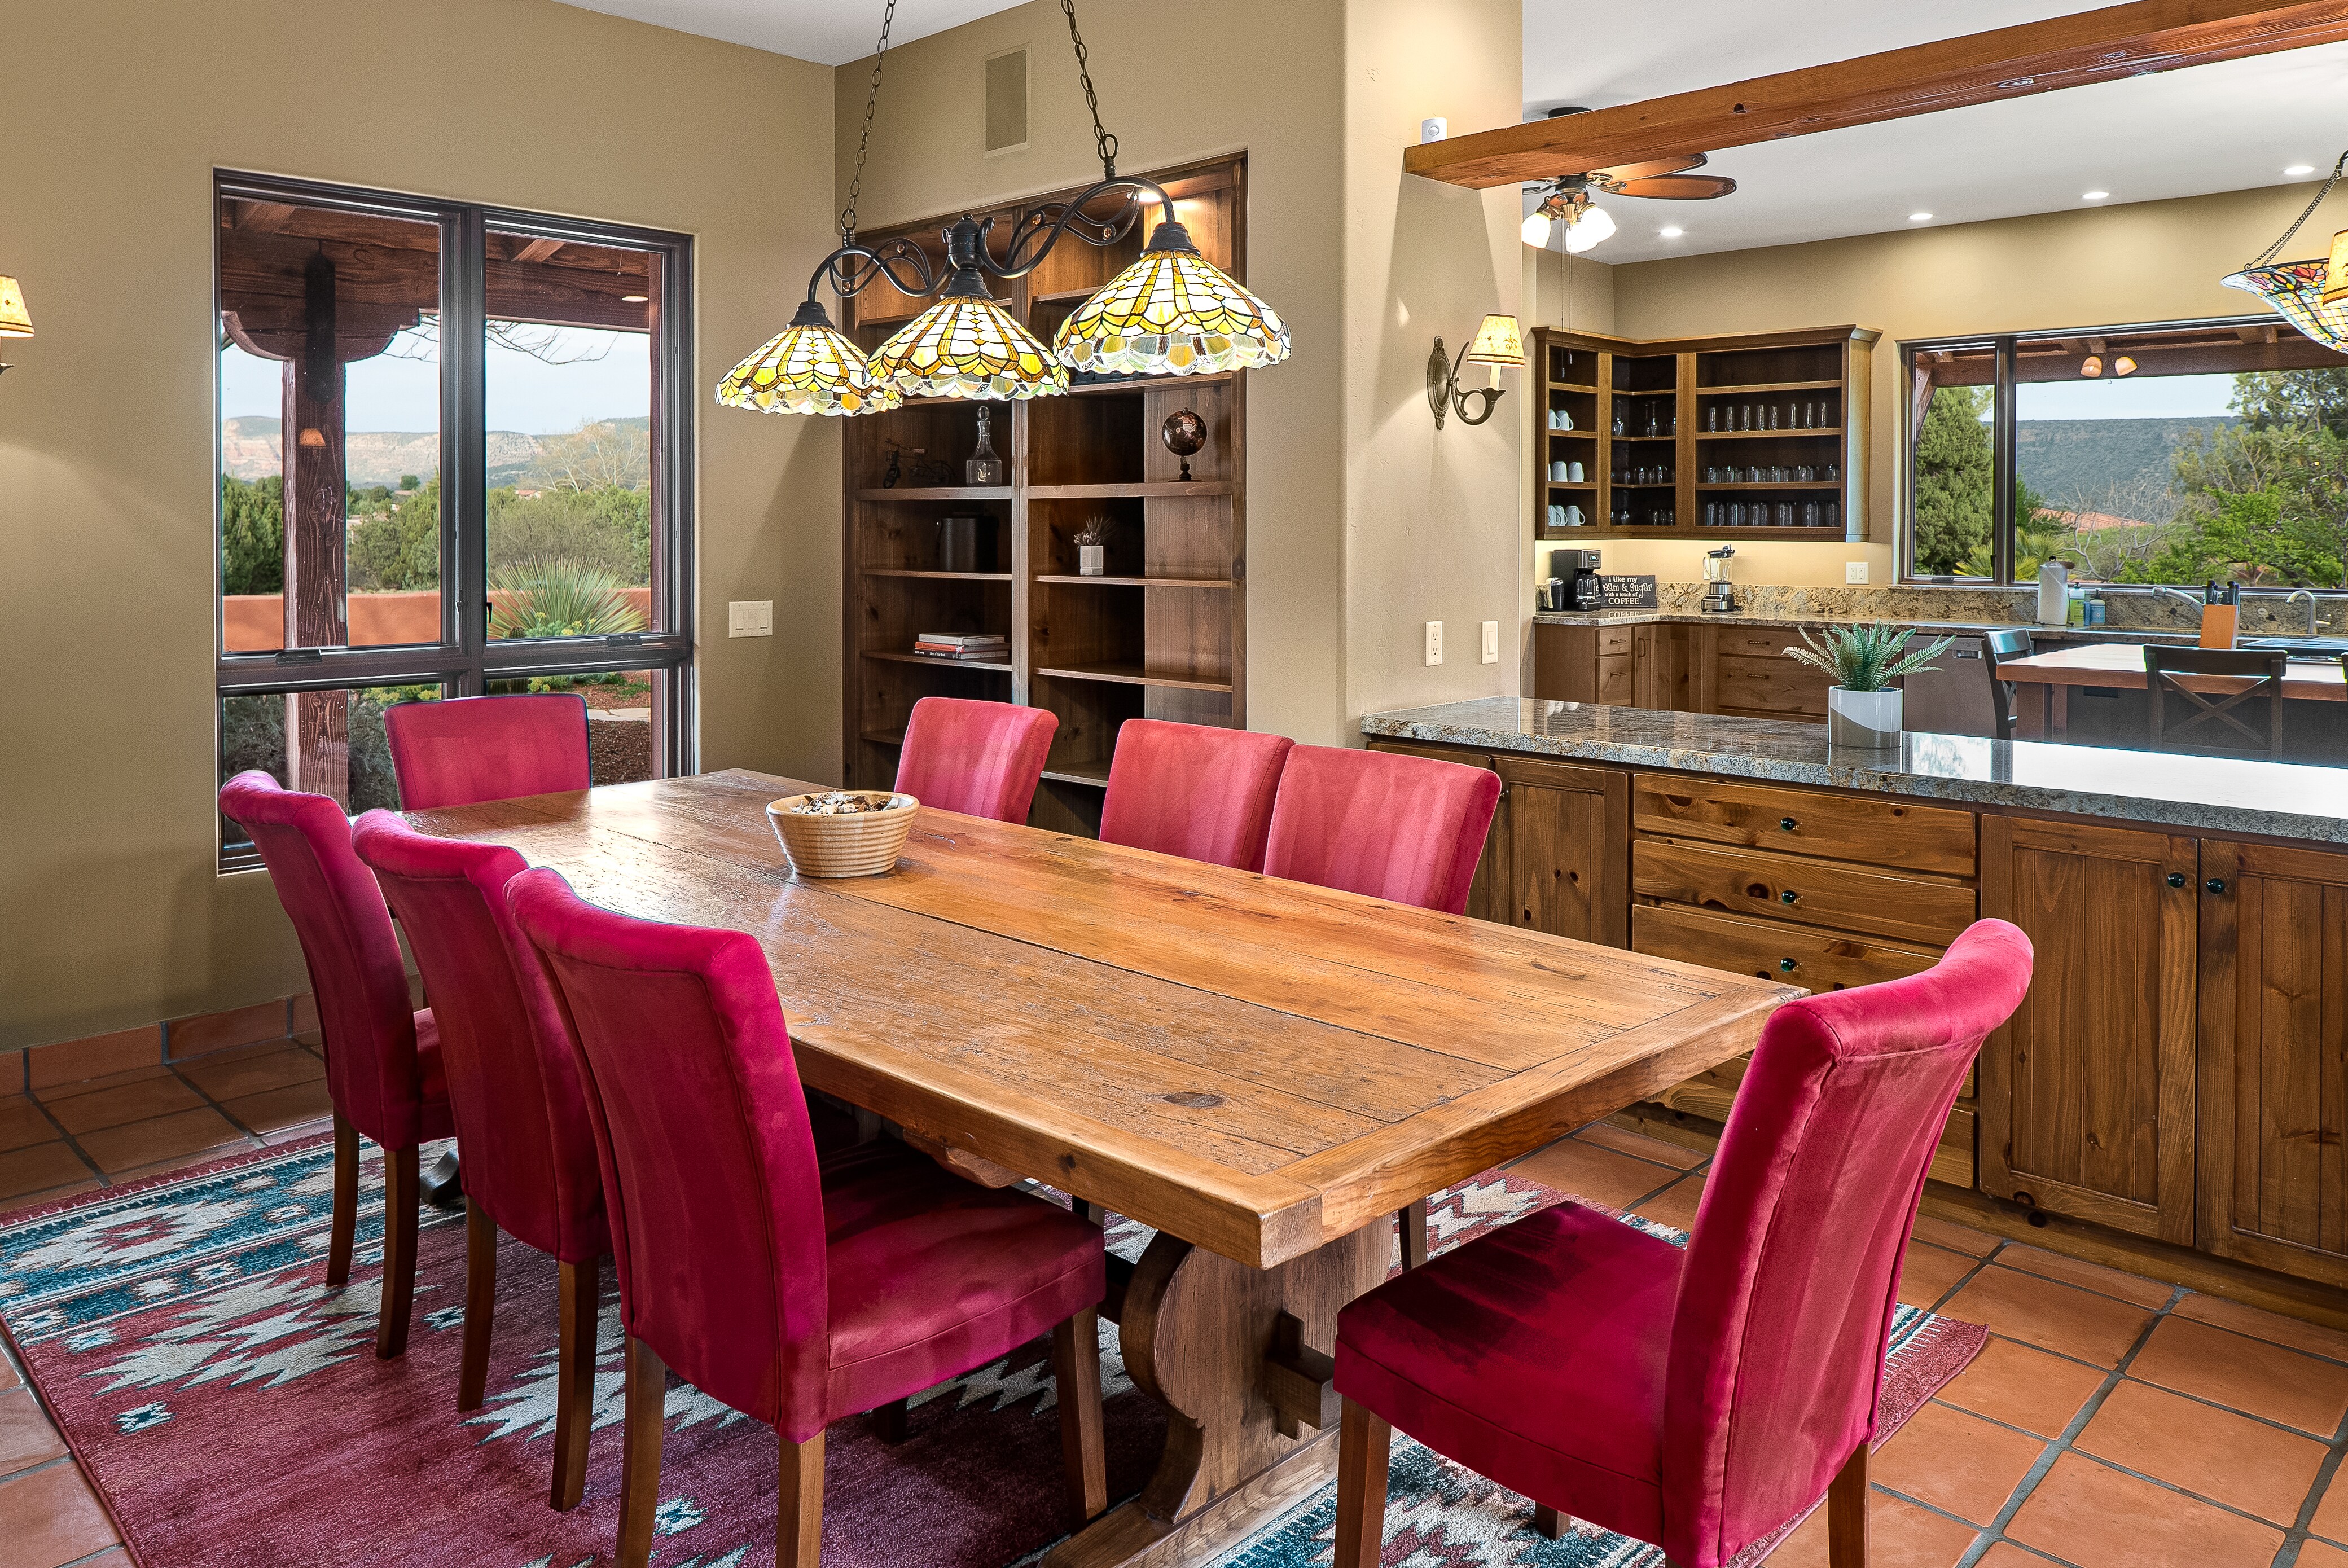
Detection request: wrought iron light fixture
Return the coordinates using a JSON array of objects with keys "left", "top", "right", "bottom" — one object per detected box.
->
[
  {"left": 718, "top": 0, "right": 1288, "bottom": 416},
  {"left": 2223, "top": 150, "right": 2348, "bottom": 351},
  {"left": 1427, "top": 314, "right": 1524, "bottom": 428},
  {"left": 0, "top": 275, "right": 32, "bottom": 375}
]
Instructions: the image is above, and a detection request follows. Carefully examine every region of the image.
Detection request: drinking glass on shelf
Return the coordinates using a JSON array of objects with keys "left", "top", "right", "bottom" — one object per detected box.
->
[
  {"left": 1704, "top": 501, "right": 1719, "bottom": 526},
  {"left": 1706, "top": 404, "right": 1719, "bottom": 433},
  {"left": 1825, "top": 463, "right": 1840, "bottom": 480},
  {"left": 1766, "top": 405, "right": 1779, "bottom": 430},
  {"left": 1792, "top": 403, "right": 1807, "bottom": 429},
  {"left": 1825, "top": 502, "right": 1840, "bottom": 528},
  {"left": 1777, "top": 502, "right": 1794, "bottom": 526},
  {"left": 1740, "top": 404, "right": 1753, "bottom": 431},
  {"left": 1667, "top": 409, "right": 1679, "bottom": 436},
  {"left": 1801, "top": 502, "right": 1819, "bottom": 527}
]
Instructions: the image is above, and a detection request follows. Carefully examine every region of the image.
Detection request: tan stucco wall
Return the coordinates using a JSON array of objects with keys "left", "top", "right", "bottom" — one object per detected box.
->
[
  {"left": 1, "top": 0, "right": 839, "bottom": 1049},
  {"left": 1563, "top": 183, "right": 2328, "bottom": 590}
]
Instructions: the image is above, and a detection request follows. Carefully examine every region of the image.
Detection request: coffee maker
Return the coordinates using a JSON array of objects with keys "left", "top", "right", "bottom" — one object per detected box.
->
[{"left": 1554, "top": 549, "right": 1603, "bottom": 612}]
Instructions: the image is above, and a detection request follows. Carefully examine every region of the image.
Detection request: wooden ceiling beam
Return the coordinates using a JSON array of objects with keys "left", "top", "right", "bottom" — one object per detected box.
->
[
  {"left": 513, "top": 238, "right": 567, "bottom": 264},
  {"left": 1403, "top": 0, "right": 2348, "bottom": 188}
]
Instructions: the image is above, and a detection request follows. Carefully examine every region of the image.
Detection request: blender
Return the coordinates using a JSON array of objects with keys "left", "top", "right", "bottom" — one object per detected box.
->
[{"left": 1700, "top": 545, "right": 1738, "bottom": 613}]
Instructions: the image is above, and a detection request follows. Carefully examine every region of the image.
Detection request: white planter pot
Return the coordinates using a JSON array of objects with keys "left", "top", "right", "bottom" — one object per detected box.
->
[
  {"left": 1078, "top": 545, "right": 1106, "bottom": 577},
  {"left": 1827, "top": 686, "right": 1903, "bottom": 748}
]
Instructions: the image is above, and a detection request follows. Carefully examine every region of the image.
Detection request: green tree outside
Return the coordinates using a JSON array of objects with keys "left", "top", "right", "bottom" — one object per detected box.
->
[{"left": 221, "top": 474, "right": 284, "bottom": 595}]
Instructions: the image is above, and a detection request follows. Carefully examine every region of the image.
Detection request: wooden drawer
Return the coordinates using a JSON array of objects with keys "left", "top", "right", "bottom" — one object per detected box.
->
[
  {"left": 1714, "top": 655, "right": 1829, "bottom": 717},
  {"left": 1713, "top": 626, "right": 1805, "bottom": 659},
  {"left": 1632, "top": 902, "right": 1944, "bottom": 990},
  {"left": 1632, "top": 838, "right": 1977, "bottom": 947},
  {"left": 1595, "top": 625, "right": 1634, "bottom": 657},
  {"left": 1633, "top": 775, "right": 1977, "bottom": 876},
  {"left": 1596, "top": 653, "right": 1635, "bottom": 705}
]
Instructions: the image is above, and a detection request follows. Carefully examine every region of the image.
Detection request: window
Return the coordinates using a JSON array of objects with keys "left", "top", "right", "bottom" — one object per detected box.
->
[
  {"left": 215, "top": 173, "right": 692, "bottom": 865},
  {"left": 1902, "top": 319, "right": 2348, "bottom": 588}
]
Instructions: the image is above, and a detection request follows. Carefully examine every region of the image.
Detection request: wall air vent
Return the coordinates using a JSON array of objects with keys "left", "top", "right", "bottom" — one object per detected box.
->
[{"left": 984, "top": 46, "right": 1029, "bottom": 155}]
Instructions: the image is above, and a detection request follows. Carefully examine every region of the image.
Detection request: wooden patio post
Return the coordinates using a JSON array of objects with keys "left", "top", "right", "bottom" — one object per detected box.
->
[{"left": 283, "top": 249, "right": 350, "bottom": 805}]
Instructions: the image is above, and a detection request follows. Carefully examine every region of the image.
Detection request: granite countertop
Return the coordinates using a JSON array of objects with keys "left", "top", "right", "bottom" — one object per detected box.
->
[
  {"left": 1362, "top": 697, "right": 2348, "bottom": 844},
  {"left": 1530, "top": 609, "right": 2193, "bottom": 647}
]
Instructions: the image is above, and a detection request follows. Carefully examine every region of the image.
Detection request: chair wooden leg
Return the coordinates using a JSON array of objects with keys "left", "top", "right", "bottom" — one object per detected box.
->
[
  {"left": 1533, "top": 1503, "right": 1563, "bottom": 1538},
  {"left": 326, "top": 1114, "right": 358, "bottom": 1289},
  {"left": 1333, "top": 1397, "right": 1391, "bottom": 1568},
  {"left": 1050, "top": 1309, "right": 1108, "bottom": 1521},
  {"left": 777, "top": 1425, "right": 824, "bottom": 1568},
  {"left": 550, "top": 1258, "right": 598, "bottom": 1512},
  {"left": 617, "top": 1336, "right": 667, "bottom": 1568},
  {"left": 374, "top": 1143, "right": 420, "bottom": 1360},
  {"left": 870, "top": 1398, "right": 909, "bottom": 1443},
  {"left": 1827, "top": 1441, "right": 1870, "bottom": 1568},
  {"left": 1399, "top": 1198, "right": 1429, "bottom": 1271},
  {"left": 458, "top": 1200, "right": 497, "bottom": 1410}
]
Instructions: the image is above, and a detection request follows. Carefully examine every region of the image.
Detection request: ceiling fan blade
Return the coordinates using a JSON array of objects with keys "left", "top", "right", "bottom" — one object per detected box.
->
[
  {"left": 1587, "top": 153, "right": 1708, "bottom": 183},
  {"left": 1606, "top": 175, "right": 1738, "bottom": 200}
]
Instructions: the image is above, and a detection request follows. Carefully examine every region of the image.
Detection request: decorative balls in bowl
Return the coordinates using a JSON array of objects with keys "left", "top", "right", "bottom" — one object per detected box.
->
[{"left": 766, "top": 791, "right": 919, "bottom": 879}]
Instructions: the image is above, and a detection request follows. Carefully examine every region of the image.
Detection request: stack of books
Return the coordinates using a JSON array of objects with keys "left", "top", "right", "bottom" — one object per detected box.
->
[{"left": 912, "top": 632, "right": 1008, "bottom": 662}]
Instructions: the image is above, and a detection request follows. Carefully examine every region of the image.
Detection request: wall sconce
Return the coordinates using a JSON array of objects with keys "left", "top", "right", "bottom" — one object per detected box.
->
[
  {"left": 0, "top": 277, "right": 32, "bottom": 375},
  {"left": 2079, "top": 355, "right": 2103, "bottom": 377},
  {"left": 2112, "top": 354, "right": 2138, "bottom": 376},
  {"left": 1427, "top": 313, "right": 1524, "bottom": 428}
]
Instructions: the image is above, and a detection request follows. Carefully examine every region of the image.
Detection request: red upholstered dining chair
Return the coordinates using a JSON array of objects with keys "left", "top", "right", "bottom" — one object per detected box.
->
[
  {"left": 1262, "top": 745, "right": 1500, "bottom": 916},
  {"left": 1329, "top": 919, "right": 2035, "bottom": 1568},
  {"left": 506, "top": 868, "right": 1110, "bottom": 1567},
  {"left": 383, "top": 693, "right": 591, "bottom": 810},
  {"left": 894, "top": 695, "right": 1057, "bottom": 823},
  {"left": 1099, "top": 718, "right": 1295, "bottom": 871},
  {"left": 216, "top": 772, "right": 453, "bottom": 1360},
  {"left": 350, "top": 814, "right": 609, "bottom": 1511}
]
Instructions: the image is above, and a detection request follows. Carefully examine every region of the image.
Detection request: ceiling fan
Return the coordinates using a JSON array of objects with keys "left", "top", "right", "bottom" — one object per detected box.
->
[{"left": 1520, "top": 109, "right": 1737, "bottom": 253}]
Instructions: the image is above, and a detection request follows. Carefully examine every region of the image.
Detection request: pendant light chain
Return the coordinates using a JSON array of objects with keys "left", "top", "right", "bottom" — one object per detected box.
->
[
  {"left": 1060, "top": 0, "right": 1118, "bottom": 179},
  {"left": 2249, "top": 149, "right": 2346, "bottom": 267},
  {"left": 840, "top": 0, "right": 899, "bottom": 242}
]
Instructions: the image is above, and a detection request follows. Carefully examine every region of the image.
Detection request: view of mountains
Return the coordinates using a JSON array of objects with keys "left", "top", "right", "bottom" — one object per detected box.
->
[
  {"left": 2014, "top": 415, "right": 2239, "bottom": 525},
  {"left": 222, "top": 415, "right": 646, "bottom": 489}
]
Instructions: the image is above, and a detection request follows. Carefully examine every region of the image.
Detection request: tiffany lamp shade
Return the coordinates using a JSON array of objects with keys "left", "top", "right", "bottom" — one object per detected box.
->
[
  {"left": 2224, "top": 261, "right": 2348, "bottom": 353},
  {"left": 716, "top": 299, "right": 899, "bottom": 416},
  {"left": 870, "top": 285, "right": 1068, "bottom": 401},
  {"left": 1055, "top": 221, "right": 1289, "bottom": 376}
]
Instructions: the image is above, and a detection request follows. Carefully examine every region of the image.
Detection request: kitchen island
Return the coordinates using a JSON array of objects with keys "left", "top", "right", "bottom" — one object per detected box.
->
[{"left": 1363, "top": 695, "right": 2348, "bottom": 1304}]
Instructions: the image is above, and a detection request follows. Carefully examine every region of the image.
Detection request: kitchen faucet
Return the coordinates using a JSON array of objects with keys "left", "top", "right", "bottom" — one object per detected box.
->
[
  {"left": 2150, "top": 586, "right": 2203, "bottom": 619},
  {"left": 2285, "top": 588, "right": 2330, "bottom": 638}
]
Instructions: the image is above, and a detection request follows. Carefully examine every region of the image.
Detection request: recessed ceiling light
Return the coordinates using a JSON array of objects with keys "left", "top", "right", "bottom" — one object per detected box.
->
[
  {"left": 2285, "top": 163, "right": 2316, "bottom": 176},
  {"left": 1660, "top": 226, "right": 1684, "bottom": 238},
  {"left": 2082, "top": 190, "right": 2110, "bottom": 200},
  {"left": 1908, "top": 212, "right": 1934, "bottom": 222},
  {"left": 621, "top": 293, "right": 649, "bottom": 303}
]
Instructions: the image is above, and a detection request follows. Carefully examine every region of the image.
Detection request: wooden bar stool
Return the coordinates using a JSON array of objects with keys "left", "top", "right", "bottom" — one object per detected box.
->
[{"left": 2144, "top": 645, "right": 2288, "bottom": 759}]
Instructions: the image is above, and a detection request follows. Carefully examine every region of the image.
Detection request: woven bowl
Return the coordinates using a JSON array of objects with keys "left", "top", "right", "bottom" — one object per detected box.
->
[{"left": 766, "top": 792, "right": 920, "bottom": 879}]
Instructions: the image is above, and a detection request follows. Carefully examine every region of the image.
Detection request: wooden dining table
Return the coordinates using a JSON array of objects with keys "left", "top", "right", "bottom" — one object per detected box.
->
[
  {"left": 1999, "top": 641, "right": 2345, "bottom": 741},
  {"left": 407, "top": 769, "right": 1796, "bottom": 1568}
]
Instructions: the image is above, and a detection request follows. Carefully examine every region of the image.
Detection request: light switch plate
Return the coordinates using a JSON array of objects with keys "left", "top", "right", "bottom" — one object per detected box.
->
[
  {"left": 1480, "top": 620, "right": 1499, "bottom": 664},
  {"left": 728, "top": 600, "right": 774, "bottom": 638},
  {"left": 1424, "top": 621, "right": 1443, "bottom": 666},
  {"left": 1846, "top": 561, "right": 1869, "bottom": 584}
]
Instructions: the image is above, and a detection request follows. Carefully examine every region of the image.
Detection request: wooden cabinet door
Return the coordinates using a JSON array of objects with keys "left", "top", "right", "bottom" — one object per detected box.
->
[
  {"left": 2198, "top": 841, "right": 2348, "bottom": 1287},
  {"left": 1978, "top": 816, "right": 2198, "bottom": 1242},
  {"left": 1367, "top": 740, "right": 1502, "bottom": 924},
  {"left": 1495, "top": 757, "right": 1628, "bottom": 946}
]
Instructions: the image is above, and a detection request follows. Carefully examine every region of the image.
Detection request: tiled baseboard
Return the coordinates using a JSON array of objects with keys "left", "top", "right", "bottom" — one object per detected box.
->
[{"left": 5, "top": 994, "right": 323, "bottom": 1093}]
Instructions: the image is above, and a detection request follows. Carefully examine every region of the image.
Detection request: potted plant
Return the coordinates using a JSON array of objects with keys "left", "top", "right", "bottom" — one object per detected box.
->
[
  {"left": 1074, "top": 516, "right": 1112, "bottom": 577},
  {"left": 1784, "top": 622, "right": 1955, "bottom": 748}
]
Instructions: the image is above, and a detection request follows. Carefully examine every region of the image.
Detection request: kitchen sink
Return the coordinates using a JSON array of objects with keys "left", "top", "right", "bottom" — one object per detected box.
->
[{"left": 2240, "top": 636, "right": 2348, "bottom": 658}]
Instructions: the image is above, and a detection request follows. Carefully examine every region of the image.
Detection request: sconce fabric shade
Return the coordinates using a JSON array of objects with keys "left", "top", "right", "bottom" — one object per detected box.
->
[
  {"left": 1054, "top": 231, "right": 1290, "bottom": 376},
  {"left": 2327, "top": 227, "right": 2348, "bottom": 307},
  {"left": 0, "top": 277, "right": 32, "bottom": 339},
  {"left": 717, "top": 300, "right": 901, "bottom": 416},
  {"left": 2224, "top": 261, "right": 2348, "bottom": 352},
  {"left": 1463, "top": 314, "right": 1525, "bottom": 369},
  {"left": 873, "top": 292, "right": 1068, "bottom": 401}
]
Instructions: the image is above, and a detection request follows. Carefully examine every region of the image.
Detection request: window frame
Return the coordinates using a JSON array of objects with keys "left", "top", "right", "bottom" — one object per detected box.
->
[
  {"left": 213, "top": 170, "right": 695, "bottom": 868},
  {"left": 1898, "top": 312, "right": 2314, "bottom": 586}
]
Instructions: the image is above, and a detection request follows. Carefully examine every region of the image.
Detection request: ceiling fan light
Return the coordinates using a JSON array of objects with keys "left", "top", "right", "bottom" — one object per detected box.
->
[
  {"left": 1563, "top": 204, "right": 1616, "bottom": 253},
  {"left": 717, "top": 298, "right": 900, "bottom": 416},
  {"left": 1521, "top": 208, "right": 1553, "bottom": 248},
  {"left": 1053, "top": 226, "right": 1290, "bottom": 375},
  {"left": 874, "top": 289, "right": 1068, "bottom": 401}
]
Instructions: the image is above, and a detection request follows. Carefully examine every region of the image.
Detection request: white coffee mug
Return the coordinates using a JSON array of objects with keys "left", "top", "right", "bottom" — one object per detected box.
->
[
  {"left": 1558, "top": 409, "right": 1574, "bottom": 431},
  {"left": 1564, "top": 504, "right": 1585, "bottom": 526},
  {"left": 1550, "top": 460, "right": 1569, "bottom": 481},
  {"left": 1547, "top": 504, "right": 1565, "bottom": 528},
  {"left": 1568, "top": 460, "right": 1585, "bottom": 482}
]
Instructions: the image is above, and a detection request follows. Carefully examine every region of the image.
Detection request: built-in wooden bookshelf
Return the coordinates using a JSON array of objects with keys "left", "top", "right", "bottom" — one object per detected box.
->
[
  {"left": 1533, "top": 324, "right": 1877, "bottom": 543},
  {"left": 841, "top": 156, "right": 1250, "bottom": 837}
]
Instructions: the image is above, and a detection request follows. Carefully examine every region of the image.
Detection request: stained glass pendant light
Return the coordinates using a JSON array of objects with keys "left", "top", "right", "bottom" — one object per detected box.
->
[
  {"left": 717, "top": 298, "right": 900, "bottom": 415},
  {"left": 870, "top": 269, "right": 1068, "bottom": 401},
  {"left": 1055, "top": 223, "right": 1289, "bottom": 376},
  {"left": 2223, "top": 151, "right": 2348, "bottom": 352}
]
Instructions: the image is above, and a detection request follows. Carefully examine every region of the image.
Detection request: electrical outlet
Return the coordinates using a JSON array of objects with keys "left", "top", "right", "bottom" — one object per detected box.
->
[
  {"left": 1845, "top": 561, "right": 1869, "bottom": 585},
  {"left": 1424, "top": 621, "right": 1443, "bottom": 666},
  {"left": 728, "top": 600, "right": 773, "bottom": 638},
  {"left": 1481, "top": 620, "right": 1499, "bottom": 664}
]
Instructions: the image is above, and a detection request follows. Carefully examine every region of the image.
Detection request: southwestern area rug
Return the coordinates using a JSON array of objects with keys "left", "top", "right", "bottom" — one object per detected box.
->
[{"left": 0, "top": 1136, "right": 1983, "bottom": 1567}]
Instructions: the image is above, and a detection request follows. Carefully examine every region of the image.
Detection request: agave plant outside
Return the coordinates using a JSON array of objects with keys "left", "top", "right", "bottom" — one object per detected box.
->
[
  {"left": 489, "top": 557, "right": 648, "bottom": 640},
  {"left": 1783, "top": 621, "right": 1956, "bottom": 692}
]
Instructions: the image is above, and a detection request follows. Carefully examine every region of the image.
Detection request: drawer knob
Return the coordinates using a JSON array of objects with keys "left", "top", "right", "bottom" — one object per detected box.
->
[
  {"left": 1779, "top": 817, "right": 1798, "bottom": 831},
  {"left": 2206, "top": 877, "right": 2228, "bottom": 895},
  {"left": 1780, "top": 889, "right": 1800, "bottom": 904},
  {"left": 1779, "top": 958, "right": 1798, "bottom": 973},
  {"left": 2166, "top": 872, "right": 2186, "bottom": 889}
]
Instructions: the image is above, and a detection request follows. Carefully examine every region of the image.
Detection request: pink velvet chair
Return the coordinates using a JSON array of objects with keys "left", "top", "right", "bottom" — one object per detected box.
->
[
  {"left": 506, "top": 867, "right": 1109, "bottom": 1567},
  {"left": 350, "top": 813, "right": 609, "bottom": 1510},
  {"left": 1262, "top": 745, "right": 1500, "bottom": 916},
  {"left": 383, "top": 693, "right": 591, "bottom": 810},
  {"left": 1329, "top": 919, "right": 2035, "bottom": 1568},
  {"left": 894, "top": 696, "right": 1057, "bottom": 823},
  {"left": 1099, "top": 719, "right": 1294, "bottom": 871},
  {"left": 216, "top": 772, "right": 454, "bottom": 1360}
]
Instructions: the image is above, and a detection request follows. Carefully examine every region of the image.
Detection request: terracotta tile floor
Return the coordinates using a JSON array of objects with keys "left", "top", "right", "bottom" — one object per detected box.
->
[{"left": 1, "top": 1095, "right": 2345, "bottom": 1567}]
